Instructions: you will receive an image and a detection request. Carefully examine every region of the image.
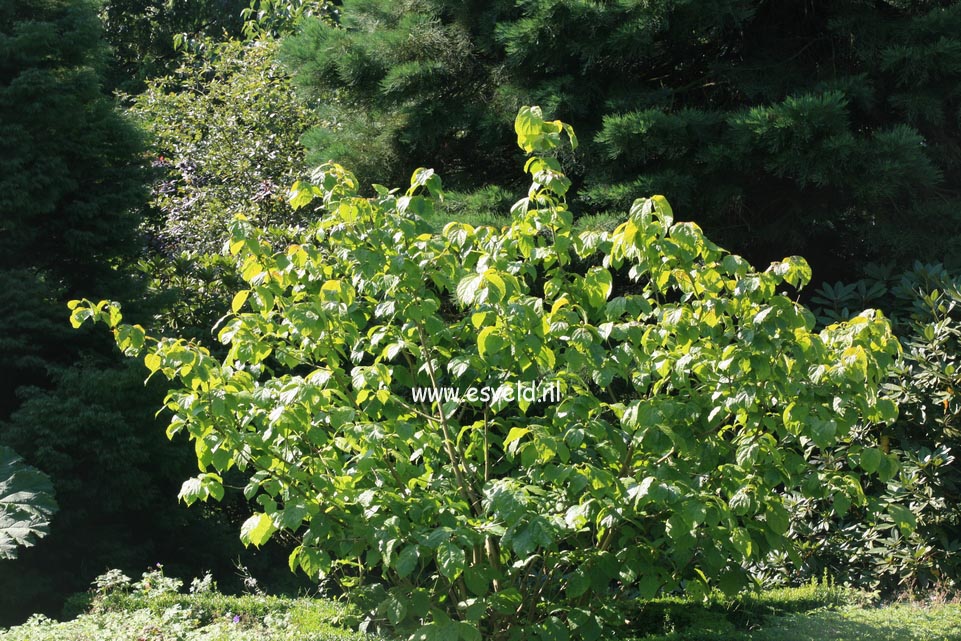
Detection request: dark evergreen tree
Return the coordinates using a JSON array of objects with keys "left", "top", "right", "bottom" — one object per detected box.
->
[
  {"left": 282, "top": 0, "right": 961, "bottom": 280},
  {"left": 0, "top": 0, "right": 145, "bottom": 414},
  {"left": 282, "top": 1, "right": 510, "bottom": 192},
  {"left": 0, "top": 0, "right": 256, "bottom": 623}
]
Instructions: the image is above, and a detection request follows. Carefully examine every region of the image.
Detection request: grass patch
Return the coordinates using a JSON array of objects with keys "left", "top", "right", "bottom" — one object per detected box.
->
[
  {"left": 631, "top": 582, "right": 961, "bottom": 641},
  {"left": 626, "top": 578, "right": 858, "bottom": 637},
  {"left": 749, "top": 604, "right": 961, "bottom": 641}
]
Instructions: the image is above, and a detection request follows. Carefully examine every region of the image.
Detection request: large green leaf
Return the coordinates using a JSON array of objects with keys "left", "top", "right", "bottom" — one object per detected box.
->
[{"left": 0, "top": 447, "right": 58, "bottom": 560}]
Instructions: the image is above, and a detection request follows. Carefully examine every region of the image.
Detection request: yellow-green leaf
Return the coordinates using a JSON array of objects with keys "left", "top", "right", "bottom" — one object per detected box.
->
[{"left": 232, "top": 290, "right": 250, "bottom": 313}]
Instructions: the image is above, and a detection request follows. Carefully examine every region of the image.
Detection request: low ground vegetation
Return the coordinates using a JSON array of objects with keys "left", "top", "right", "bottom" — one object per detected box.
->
[{"left": 1, "top": 571, "right": 958, "bottom": 641}]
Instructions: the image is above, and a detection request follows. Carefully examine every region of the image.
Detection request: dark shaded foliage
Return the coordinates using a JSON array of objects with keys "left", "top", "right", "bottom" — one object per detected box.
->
[{"left": 282, "top": 0, "right": 961, "bottom": 282}]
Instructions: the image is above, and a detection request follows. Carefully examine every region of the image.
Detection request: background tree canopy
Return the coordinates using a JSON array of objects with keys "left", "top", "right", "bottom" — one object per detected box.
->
[
  {"left": 0, "top": 0, "right": 293, "bottom": 623},
  {"left": 281, "top": 0, "right": 961, "bottom": 282},
  {"left": 97, "top": 0, "right": 249, "bottom": 92},
  {"left": 0, "top": 0, "right": 147, "bottom": 421}
]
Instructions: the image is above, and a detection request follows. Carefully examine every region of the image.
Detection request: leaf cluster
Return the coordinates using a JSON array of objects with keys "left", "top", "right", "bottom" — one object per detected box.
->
[{"left": 131, "top": 36, "right": 320, "bottom": 257}]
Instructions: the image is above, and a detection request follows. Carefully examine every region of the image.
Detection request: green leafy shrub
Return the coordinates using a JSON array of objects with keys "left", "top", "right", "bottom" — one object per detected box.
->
[
  {"left": 130, "top": 34, "right": 321, "bottom": 347},
  {"left": 241, "top": 0, "right": 338, "bottom": 39},
  {"left": 131, "top": 36, "right": 320, "bottom": 257},
  {"left": 792, "top": 263, "right": 961, "bottom": 593},
  {"left": 71, "top": 107, "right": 901, "bottom": 640}
]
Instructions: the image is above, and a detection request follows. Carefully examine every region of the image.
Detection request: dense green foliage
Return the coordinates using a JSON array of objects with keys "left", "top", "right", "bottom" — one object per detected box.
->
[
  {"left": 127, "top": 34, "right": 323, "bottom": 350},
  {"left": 98, "top": 0, "right": 341, "bottom": 91},
  {"left": 2, "top": 0, "right": 958, "bottom": 632},
  {"left": 0, "top": 0, "right": 264, "bottom": 624},
  {"left": 72, "top": 108, "right": 905, "bottom": 640},
  {"left": 241, "top": 0, "right": 340, "bottom": 39},
  {"left": 281, "top": 0, "right": 961, "bottom": 281},
  {"left": 131, "top": 37, "right": 320, "bottom": 257},
  {"left": 276, "top": 2, "right": 961, "bottom": 597},
  {"left": 97, "top": 0, "right": 248, "bottom": 91},
  {"left": 0, "top": 1, "right": 148, "bottom": 616},
  {"left": 779, "top": 264, "right": 961, "bottom": 593},
  {"left": 0, "top": 0, "right": 146, "bottom": 452},
  {"left": 0, "top": 0, "right": 145, "bottom": 302}
]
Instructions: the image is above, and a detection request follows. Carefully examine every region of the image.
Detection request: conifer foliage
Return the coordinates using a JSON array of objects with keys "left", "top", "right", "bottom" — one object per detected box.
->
[
  {"left": 0, "top": 0, "right": 147, "bottom": 439},
  {"left": 0, "top": 0, "right": 145, "bottom": 295},
  {"left": 0, "top": 0, "right": 203, "bottom": 624},
  {"left": 282, "top": 0, "right": 961, "bottom": 280}
]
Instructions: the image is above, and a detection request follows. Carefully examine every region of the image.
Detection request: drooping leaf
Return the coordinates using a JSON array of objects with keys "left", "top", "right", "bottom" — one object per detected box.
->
[{"left": 0, "top": 447, "right": 58, "bottom": 560}]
